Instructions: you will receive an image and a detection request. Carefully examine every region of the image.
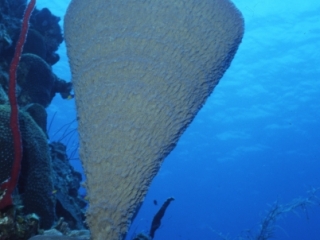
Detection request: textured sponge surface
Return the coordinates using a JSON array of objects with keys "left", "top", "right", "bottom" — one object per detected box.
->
[{"left": 64, "top": 0, "right": 244, "bottom": 239}]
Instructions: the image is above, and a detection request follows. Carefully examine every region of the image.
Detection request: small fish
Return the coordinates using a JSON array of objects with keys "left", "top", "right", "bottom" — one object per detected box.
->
[
  {"left": 48, "top": 190, "right": 58, "bottom": 200},
  {"left": 51, "top": 189, "right": 58, "bottom": 195},
  {"left": 153, "top": 200, "right": 158, "bottom": 205},
  {"left": 67, "top": 94, "right": 75, "bottom": 100},
  {"left": 80, "top": 193, "right": 89, "bottom": 201}
]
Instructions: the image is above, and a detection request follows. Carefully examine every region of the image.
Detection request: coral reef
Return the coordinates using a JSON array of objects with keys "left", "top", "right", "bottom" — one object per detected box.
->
[
  {"left": 0, "top": 0, "right": 86, "bottom": 238},
  {"left": 0, "top": 0, "right": 35, "bottom": 212},
  {"left": 16, "top": 53, "right": 72, "bottom": 108},
  {"left": 0, "top": 0, "right": 63, "bottom": 67},
  {"left": 50, "top": 142, "right": 86, "bottom": 230},
  {"left": 17, "top": 53, "right": 56, "bottom": 107},
  {"left": 0, "top": 206, "right": 40, "bottom": 240},
  {"left": 24, "top": 103, "right": 48, "bottom": 137},
  {"left": 0, "top": 105, "right": 14, "bottom": 186},
  {"left": 0, "top": 0, "right": 72, "bottom": 107},
  {"left": 0, "top": 104, "right": 55, "bottom": 228},
  {"left": 30, "top": 7, "right": 63, "bottom": 65}
]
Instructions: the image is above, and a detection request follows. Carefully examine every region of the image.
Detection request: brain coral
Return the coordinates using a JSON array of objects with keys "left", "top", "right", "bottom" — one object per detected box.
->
[
  {"left": 0, "top": 106, "right": 14, "bottom": 185},
  {"left": 0, "top": 104, "right": 55, "bottom": 229}
]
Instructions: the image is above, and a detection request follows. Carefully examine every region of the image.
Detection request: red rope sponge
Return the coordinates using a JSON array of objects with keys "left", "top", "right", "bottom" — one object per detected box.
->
[{"left": 0, "top": 0, "right": 36, "bottom": 210}]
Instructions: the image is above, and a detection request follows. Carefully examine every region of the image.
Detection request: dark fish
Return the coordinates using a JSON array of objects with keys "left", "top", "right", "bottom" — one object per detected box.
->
[
  {"left": 149, "top": 197, "right": 175, "bottom": 238},
  {"left": 153, "top": 200, "right": 157, "bottom": 205}
]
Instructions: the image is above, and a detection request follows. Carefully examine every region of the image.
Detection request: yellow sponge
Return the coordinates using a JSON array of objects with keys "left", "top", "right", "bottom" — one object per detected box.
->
[{"left": 64, "top": 0, "right": 244, "bottom": 239}]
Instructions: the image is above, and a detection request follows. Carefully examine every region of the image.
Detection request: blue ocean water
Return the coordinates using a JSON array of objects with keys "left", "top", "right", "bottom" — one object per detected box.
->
[{"left": 38, "top": 0, "right": 320, "bottom": 239}]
